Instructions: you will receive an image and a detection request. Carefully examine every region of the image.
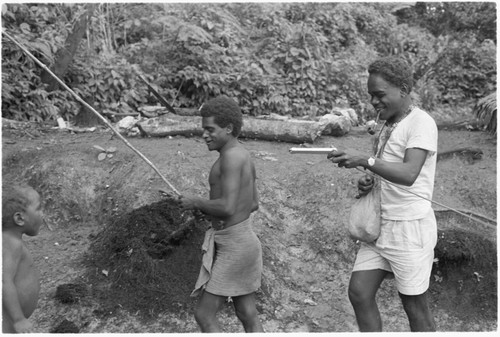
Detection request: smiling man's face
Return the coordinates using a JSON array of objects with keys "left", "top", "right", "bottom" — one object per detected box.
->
[
  {"left": 367, "top": 73, "right": 406, "bottom": 123},
  {"left": 201, "top": 116, "right": 230, "bottom": 152}
]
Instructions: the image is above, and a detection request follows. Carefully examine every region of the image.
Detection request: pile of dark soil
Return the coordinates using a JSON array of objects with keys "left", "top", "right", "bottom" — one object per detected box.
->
[
  {"left": 85, "top": 199, "right": 208, "bottom": 317},
  {"left": 55, "top": 283, "right": 88, "bottom": 304},
  {"left": 431, "top": 228, "right": 497, "bottom": 321},
  {"left": 50, "top": 319, "right": 80, "bottom": 333}
]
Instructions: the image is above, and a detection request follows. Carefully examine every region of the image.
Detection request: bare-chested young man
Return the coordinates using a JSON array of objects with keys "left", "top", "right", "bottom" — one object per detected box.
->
[
  {"left": 179, "top": 95, "right": 264, "bottom": 332},
  {"left": 2, "top": 184, "right": 44, "bottom": 333}
]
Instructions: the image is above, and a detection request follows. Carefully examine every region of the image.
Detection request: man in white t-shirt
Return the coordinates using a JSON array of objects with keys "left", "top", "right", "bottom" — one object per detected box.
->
[{"left": 328, "top": 56, "right": 438, "bottom": 332}]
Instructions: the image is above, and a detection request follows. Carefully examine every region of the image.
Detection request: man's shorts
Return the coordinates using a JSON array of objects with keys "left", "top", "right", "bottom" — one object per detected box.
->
[{"left": 352, "top": 209, "right": 438, "bottom": 295}]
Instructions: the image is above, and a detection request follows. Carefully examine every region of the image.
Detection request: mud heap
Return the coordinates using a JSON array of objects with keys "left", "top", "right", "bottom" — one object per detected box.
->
[
  {"left": 432, "top": 224, "right": 497, "bottom": 321},
  {"left": 86, "top": 199, "right": 208, "bottom": 317}
]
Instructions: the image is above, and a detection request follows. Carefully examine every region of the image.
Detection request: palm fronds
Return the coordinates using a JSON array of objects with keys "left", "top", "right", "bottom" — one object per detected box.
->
[{"left": 473, "top": 93, "right": 497, "bottom": 135}]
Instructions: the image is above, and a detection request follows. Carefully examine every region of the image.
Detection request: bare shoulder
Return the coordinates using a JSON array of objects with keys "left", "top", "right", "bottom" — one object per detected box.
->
[
  {"left": 222, "top": 145, "right": 251, "bottom": 163},
  {"left": 2, "top": 231, "right": 23, "bottom": 258}
]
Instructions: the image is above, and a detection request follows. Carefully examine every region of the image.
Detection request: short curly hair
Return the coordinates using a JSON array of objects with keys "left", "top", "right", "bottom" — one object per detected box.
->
[
  {"left": 2, "top": 184, "right": 36, "bottom": 227},
  {"left": 368, "top": 56, "right": 413, "bottom": 94},
  {"left": 200, "top": 95, "right": 243, "bottom": 137}
]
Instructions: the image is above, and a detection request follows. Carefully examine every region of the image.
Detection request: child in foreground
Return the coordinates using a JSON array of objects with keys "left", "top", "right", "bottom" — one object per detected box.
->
[{"left": 2, "top": 184, "right": 44, "bottom": 333}]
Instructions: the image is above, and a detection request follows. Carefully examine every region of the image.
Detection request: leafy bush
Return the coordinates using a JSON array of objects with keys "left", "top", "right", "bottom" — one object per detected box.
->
[
  {"left": 1, "top": 4, "right": 76, "bottom": 121},
  {"left": 68, "top": 55, "right": 149, "bottom": 116},
  {"left": 431, "top": 36, "right": 496, "bottom": 104},
  {"left": 2, "top": 3, "right": 497, "bottom": 123}
]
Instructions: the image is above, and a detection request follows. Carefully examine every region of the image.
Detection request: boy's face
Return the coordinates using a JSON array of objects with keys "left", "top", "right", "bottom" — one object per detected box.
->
[
  {"left": 201, "top": 116, "right": 231, "bottom": 152},
  {"left": 22, "top": 190, "right": 44, "bottom": 236}
]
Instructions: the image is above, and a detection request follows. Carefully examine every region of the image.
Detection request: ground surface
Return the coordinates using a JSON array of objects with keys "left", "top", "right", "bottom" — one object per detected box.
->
[{"left": 1, "top": 120, "right": 497, "bottom": 333}]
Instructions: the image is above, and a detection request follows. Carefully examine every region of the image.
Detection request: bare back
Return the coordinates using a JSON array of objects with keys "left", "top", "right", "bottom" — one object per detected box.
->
[
  {"left": 208, "top": 144, "right": 257, "bottom": 228},
  {"left": 2, "top": 233, "right": 40, "bottom": 332}
]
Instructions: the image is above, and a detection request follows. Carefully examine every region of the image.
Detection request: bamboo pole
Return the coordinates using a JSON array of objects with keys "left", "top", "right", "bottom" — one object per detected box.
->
[
  {"left": 290, "top": 147, "right": 497, "bottom": 227},
  {"left": 2, "top": 30, "right": 181, "bottom": 197}
]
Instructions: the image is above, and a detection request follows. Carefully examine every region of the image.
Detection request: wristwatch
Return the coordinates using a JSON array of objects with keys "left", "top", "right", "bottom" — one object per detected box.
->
[{"left": 367, "top": 156, "right": 376, "bottom": 167}]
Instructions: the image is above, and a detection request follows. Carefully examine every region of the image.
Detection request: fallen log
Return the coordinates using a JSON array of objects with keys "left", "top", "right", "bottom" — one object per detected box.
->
[
  {"left": 137, "top": 114, "right": 324, "bottom": 143},
  {"left": 437, "top": 147, "right": 483, "bottom": 163},
  {"left": 437, "top": 119, "right": 482, "bottom": 131},
  {"left": 136, "top": 115, "right": 202, "bottom": 138},
  {"left": 241, "top": 117, "right": 323, "bottom": 143}
]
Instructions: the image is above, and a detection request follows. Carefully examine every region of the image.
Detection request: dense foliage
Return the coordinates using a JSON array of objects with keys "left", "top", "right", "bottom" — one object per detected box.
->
[{"left": 1, "top": 2, "right": 496, "bottom": 123}]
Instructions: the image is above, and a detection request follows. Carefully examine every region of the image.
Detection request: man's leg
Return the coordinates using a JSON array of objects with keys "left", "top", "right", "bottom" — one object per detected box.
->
[
  {"left": 194, "top": 291, "right": 226, "bottom": 332},
  {"left": 232, "top": 292, "right": 264, "bottom": 332},
  {"left": 399, "top": 291, "right": 436, "bottom": 332},
  {"left": 348, "top": 269, "right": 388, "bottom": 332}
]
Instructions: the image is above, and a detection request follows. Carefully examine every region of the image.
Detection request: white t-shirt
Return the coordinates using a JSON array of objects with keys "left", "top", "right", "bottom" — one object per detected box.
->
[{"left": 378, "top": 107, "right": 438, "bottom": 220}]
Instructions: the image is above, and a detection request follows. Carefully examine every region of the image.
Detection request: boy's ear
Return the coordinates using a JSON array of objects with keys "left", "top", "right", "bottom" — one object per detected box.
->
[
  {"left": 13, "top": 212, "right": 25, "bottom": 227},
  {"left": 225, "top": 123, "right": 234, "bottom": 134}
]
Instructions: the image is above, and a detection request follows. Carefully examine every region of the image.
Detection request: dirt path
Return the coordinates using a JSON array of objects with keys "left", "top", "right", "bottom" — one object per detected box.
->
[{"left": 2, "top": 124, "right": 497, "bottom": 332}]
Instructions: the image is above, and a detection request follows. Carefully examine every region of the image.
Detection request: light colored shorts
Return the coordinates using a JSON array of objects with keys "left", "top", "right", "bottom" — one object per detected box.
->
[{"left": 352, "top": 209, "right": 437, "bottom": 295}]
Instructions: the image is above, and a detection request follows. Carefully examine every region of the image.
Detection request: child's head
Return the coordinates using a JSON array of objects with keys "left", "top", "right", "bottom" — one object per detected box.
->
[{"left": 2, "top": 184, "right": 43, "bottom": 236}]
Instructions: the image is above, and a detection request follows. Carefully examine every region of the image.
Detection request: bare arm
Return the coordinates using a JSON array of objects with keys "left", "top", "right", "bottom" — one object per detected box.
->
[
  {"left": 251, "top": 163, "right": 259, "bottom": 212},
  {"left": 328, "top": 147, "right": 428, "bottom": 186},
  {"left": 2, "top": 235, "right": 33, "bottom": 332}
]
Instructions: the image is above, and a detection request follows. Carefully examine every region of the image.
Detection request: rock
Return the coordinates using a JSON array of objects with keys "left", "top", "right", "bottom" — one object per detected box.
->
[
  {"left": 330, "top": 107, "right": 359, "bottom": 126},
  {"left": 116, "top": 116, "right": 140, "bottom": 134},
  {"left": 318, "top": 114, "right": 352, "bottom": 136}
]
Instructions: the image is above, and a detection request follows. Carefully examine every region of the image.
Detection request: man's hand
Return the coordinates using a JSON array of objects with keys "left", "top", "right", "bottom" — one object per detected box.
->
[
  {"left": 177, "top": 195, "right": 198, "bottom": 211},
  {"left": 357, "top": 174, "right": 374, "bottom": 197},
  {"left": 159, "top": 191, "right": 195, "bottom": 211},
  {"left": 158, "top": 189, "right": 176, "bottom": 200},
  {"left": 13, "top": 318, "right": 33, "bottom": 333},
  {"left": 327, "top": 149, "right": 367, "bottom": 169}
]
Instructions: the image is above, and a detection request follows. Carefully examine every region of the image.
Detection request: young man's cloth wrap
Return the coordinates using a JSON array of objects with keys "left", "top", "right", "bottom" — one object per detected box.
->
[{"left": 191, "top": 218, "right": 262, "bottom": 297}]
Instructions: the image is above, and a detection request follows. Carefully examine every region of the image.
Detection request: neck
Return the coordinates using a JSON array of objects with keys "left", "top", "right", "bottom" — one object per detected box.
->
[
  {"left": 387, "top": 101, "right": 413, "bottom": 126},
  {"left": 218, "top": 137, "right": 239, "bottom": 154}
]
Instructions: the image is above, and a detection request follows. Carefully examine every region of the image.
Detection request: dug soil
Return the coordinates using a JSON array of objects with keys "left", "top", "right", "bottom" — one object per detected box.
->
[{"left": 2, "top": 122, "right": 497, "bottom": 332}]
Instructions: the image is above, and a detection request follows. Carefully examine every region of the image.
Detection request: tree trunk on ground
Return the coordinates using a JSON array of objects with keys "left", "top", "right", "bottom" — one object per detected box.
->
[
  {"left": 437, "top": 147, "right": 483, "bottom": 163},
  {"left": 241, "top": 117, "right": 323, "bottom": 143},
  {"left": 136, "top": 115, "right": 202, "bottom": 138},
  {"left": 436, "top": 119, "right": 482, "bottom": 131},
  {"left": 136, "top": 114, "right": 324, "bottom": 143},
  {"left": 41, "top": 4, "right": 95, "bottom": 91}
]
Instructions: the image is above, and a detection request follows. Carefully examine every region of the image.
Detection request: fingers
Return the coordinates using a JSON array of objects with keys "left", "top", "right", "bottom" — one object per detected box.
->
[
  {"left": 356, "top": 189, "right": 370, "bottom": 198},
  {"left": 357, "top": 173, "right": 374, "bottom": 196},
  {"left": 326, "top": 150, "right": 341, "bottom": 160},
  {"left": 327, "top": 150, "right": 347, "bottom": 166},
  {"left": 358, "top": 175, "right": 374, "bottom": 186}
]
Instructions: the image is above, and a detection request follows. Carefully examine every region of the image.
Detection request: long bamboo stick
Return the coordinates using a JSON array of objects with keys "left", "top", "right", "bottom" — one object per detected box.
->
[
  {"left": 2, "top": 30, "right": 181, "bottom": 196},
  {"left": 289, "top": 147, "right": 496, "bottom": 227}
]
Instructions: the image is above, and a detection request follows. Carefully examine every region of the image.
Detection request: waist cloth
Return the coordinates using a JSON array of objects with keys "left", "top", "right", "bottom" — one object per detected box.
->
[{"left": 191, "top": 218, "right": 262, "bottom": 297}]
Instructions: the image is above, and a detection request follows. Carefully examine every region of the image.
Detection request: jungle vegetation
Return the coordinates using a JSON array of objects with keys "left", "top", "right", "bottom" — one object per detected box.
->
[{"left": 1, "top": 2, "right": 496, "bottom": 126}]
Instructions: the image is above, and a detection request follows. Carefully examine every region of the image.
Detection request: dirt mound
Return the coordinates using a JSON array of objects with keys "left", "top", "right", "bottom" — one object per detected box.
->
[
  {"left": 85, "top": 199, "right": 208, "bottom": 317},
  {"left": 431, "top": 228, "right": 497, "bottom": 322}
]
